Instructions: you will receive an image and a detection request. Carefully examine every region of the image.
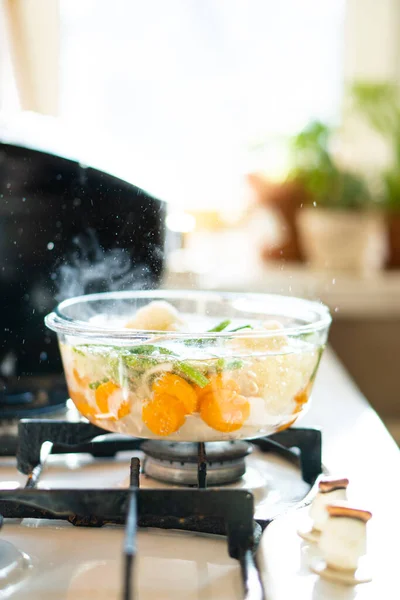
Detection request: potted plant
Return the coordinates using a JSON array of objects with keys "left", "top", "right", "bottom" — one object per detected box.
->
[
  {"left": 292, "top": 121, "right": 387, "bottom": 273},
  {"left": 245, "top": 172, "right": 307, "bottom": 263},
  {"left": 351, "top": 82, "right": 400, "bottom": 268}
]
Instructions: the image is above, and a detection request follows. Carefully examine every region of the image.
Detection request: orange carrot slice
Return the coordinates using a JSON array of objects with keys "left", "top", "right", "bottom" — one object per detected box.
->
[
  {"left": 93, "top": 381, "right": 131, "bottom": 421},
  {"left": 200, "top": 389, "right": 250, "bottom": 433},
  {"left": 73, "top": 368, "right": 90, "bottom": 388},
  {"left": 117, "top": 401, "right": 131, "bottom": 419},
  {"left": 152, "top": 373, "right": 197, "bottom": 414},
  {"left": 95, "top": 381, "right": 120, "bottom": 413},
  {"left": 293, "top": 387, "right": 310, "bottom": 415},
  {"left": 194, "top": 374, "right": 240, "bottom": 410},
  {"left": 142, "top": 393, "right": 186, "bottom": 436},
  {"left": 69, "top": 389, "right": 97, "bottom": 417}
]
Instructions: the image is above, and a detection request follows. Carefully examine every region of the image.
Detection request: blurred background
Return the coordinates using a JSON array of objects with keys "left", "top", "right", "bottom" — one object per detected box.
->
[{"left": 0, "top": 0, "right": 399, "bottom": 441}]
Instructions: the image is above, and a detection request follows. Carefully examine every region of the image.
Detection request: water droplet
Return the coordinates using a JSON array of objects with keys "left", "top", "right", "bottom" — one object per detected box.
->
[
  {"left": 332, "top": 278, "right": 336, "bottom": 284},
  {"left": 73, "top": 198, "right": 81, "bottom": 206},
  {"left": 56, "top": 174, "right": 62, "bottom": 181},
  {"left": 6, "top": 183, "right": 11, "bottom": 189},
  {"left": 313, "top": 201, "right": 317, "bottom": 207},
  {"left": 334, "top": 307, "right": 339, "bottom": 313},
  {"left": 40, "top": 351, "right": 48, "bottom": 361},
  {"left": 22, "top": 197, "right": 26, "bottom": 202},
  {"left": 47, "top": 242, "right": 55, "bottom": 250}
]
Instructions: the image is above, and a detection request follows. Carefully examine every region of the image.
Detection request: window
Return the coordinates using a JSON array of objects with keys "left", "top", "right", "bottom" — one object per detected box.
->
[
  {"left": 2, "top": 0, "right": 345, "bottom": 209},
  {"left": 59, "top": 0, "right": 345, "bottom": 208}
]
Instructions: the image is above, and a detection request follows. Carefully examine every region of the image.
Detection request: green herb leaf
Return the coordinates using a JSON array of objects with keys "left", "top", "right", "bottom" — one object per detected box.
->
[
  {"left": 74, "top": 344, "right": 130, "bottom": 358},
  {"left": 183, "top": 320, "right": 231, "bottom": 347},
  {"left": 108, "top": 357, "right": 122, "bottom": 383},
  {"left": 128, "top": 345, "right": 177, "bottom": 356},
  {"left": 88, "top": 378, "right": 109, "bottom": 390},
  {"left": 183, "top": 337, "right": 215, "bottom": 347},
  {"left": 73, "top": 344, "right": 176, "bottom": 358},
  {"left": 123, "top": 355, "right": 160, "bottom": 369},
  {"left": 72, "top": 347, "right": 86, "bottom": 356},
  {"left": 208, "top": 319, "right": 231, "bottom": 332},
  {"left": 215, "top": 358, "right": 244, "bottom": 372},
  {"left": 310, "top": 346, "right": 324, "bottom": 382},
  {"left": 228, "top": 325, "right": 253, "bottom": 332},
  {"left": 174, "top": 362, "right": 209, "bottom": 387}
]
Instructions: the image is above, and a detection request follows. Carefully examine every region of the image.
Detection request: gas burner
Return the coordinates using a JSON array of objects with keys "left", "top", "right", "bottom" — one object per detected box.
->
[
  {"left": 142, "top": 440, "right": 253, "bottom": 486},
  {"left": 0, "top": 376, "right": 68, "bottom": 419},
  {"left": 0, "top": 377, "right": 70, "bottom": 456}
]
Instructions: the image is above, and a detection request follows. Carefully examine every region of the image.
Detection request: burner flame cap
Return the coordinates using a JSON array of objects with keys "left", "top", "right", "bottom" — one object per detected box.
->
[{"left": 141, "top": 440, "right": 252, "bottom": 463}]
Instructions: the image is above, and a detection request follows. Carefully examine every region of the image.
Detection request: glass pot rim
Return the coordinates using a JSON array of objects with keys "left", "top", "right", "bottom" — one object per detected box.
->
[{"left": 45, "top": 290, "right": 331, "bottom": 341}]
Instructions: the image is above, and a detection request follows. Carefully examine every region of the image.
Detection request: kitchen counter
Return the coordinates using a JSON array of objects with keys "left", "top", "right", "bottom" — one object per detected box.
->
[
  {"left": 164, "top": 262, "right": 400, "bottom": 318},
  {"left": 259, "top": 348, "right": 400, "bottom": 599},
  {"left": 303, "top": 347, "right": 399, "bottom": 486}
]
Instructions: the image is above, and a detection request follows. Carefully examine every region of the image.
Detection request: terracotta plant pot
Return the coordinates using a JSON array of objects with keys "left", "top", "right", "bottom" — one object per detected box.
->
[
  {"left": 296, "top": 208, "right": 387, "bottom": 274},
  {"left": 246, "top": 174, "right": 308, "bottom": 262},
  {"left": 386, "top": 212, "right": 400, "bottom": 269}
]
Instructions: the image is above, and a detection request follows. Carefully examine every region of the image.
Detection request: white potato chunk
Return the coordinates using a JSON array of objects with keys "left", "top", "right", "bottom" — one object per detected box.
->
[
  {"left": 125, "top": 301, "right": 185, "bottom": 331},
  {"left": 250, "top": 350, "right": 317, "bottom": 416},
  {"left": 237, "top": 370, "right": 259, "bottom": 396},
  {"left": 230, "top": 319, "right": 288, "bottom": 352}
]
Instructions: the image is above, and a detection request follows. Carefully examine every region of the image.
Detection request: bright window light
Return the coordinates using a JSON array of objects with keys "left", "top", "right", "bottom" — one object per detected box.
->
[{"left": 57, "top": 1, "right": 345, "bottom": 209}]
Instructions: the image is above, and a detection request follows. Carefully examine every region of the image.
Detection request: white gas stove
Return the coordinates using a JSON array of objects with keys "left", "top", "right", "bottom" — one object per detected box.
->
[{"left": 0, "top": 352, "right": 399, "bottom": 600}]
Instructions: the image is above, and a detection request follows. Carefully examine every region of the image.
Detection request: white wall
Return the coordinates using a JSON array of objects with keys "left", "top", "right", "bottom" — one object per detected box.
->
[
  {"left": 1, "top": 0, "right": 59, "bottom": 115},
  {"left": 0, "top": 1, "right": 18, "bottom": 111},
  {"left": 344, "top": 0, "right": 400, "bottom": 81},
  {"left": 340, "top": 0, "right": 400, "bottom": 173}
]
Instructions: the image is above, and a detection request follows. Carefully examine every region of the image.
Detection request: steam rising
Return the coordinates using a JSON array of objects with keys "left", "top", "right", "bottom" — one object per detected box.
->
[{"left": 56, "top": 229, "right": 154, "bottom": 301}]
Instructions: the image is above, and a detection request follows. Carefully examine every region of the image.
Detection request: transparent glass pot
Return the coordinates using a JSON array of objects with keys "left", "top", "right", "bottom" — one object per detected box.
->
[{"left": 45, "top": 290, "right": 331, "bottom": 442}]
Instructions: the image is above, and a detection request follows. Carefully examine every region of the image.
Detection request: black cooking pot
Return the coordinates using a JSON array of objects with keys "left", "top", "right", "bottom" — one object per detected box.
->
[{"left": 0, "top": 141, "right": 166, "bottom": 414}]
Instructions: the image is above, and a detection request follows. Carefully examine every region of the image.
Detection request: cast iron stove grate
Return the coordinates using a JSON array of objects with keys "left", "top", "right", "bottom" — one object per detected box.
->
[{"left": 0, "top": 420, "right": 322, "bottom": 600}]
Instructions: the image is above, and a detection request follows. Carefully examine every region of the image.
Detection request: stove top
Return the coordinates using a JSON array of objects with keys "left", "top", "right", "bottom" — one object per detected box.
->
[
  {"left": 0, "top": 420, "right": 323, "bottom": 599},
  {"left": 0, "top": 376, "right": 68, "bottom": 420},
  {"left": 0, "top": 377, "right": 70, "bottom": 457}
]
